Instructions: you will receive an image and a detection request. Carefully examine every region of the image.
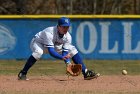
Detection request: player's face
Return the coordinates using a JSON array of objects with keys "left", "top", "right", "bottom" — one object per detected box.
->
[{"left": 58, "top": 26, "right": 69, "bottom": 34}]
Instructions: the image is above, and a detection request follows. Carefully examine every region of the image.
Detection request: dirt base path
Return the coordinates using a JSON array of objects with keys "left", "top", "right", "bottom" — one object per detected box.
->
[{"left": 0, "top": 75, "right": 140, "bottom": 94}]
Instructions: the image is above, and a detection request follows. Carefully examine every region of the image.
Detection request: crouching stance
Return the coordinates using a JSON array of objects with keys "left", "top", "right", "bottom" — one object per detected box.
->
[{"left": 18, "top": 17, "right": 100, "bottom": 80}]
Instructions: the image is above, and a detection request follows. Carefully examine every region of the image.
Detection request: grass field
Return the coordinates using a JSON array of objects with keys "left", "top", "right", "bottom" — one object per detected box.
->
[
  {"left": 0, "top": 59, "right": 140, "bottom": 76},
  {"left": 0, "top": 60, "right": 140, "bottom": 94}
]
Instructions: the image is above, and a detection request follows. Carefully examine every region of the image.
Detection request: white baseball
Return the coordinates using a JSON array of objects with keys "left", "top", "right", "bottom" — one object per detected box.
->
[{"left": 122, "top": 70, "right": 127, "bottom": 75}]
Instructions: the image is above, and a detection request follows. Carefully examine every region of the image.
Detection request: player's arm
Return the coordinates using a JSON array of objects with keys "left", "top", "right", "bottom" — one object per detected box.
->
[
  {"left": 47, "top": 47, "right": 63, "bottom": 59},
  {"left": 62, "top": 33, "right": 72, "bottom": 64},
  {"left": 47, "top": 47, "right": 71, "bottom": 60},
  {"left": 43, "top": 31, "right": 63, "bottom": 60},
  {"left": 62, "top": 49, "right": 71, "bottom": 64},
  {"left": 44, "top": 31, "right": 71, "bottom": 60}
]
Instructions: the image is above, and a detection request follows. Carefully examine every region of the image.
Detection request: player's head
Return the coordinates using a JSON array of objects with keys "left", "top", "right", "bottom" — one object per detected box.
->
[
  {"left": 58, "top": 17, "right": 70, "bottom": 26},
  {"left": 57, "top": 17, "right": 70, "bottom": 34}
]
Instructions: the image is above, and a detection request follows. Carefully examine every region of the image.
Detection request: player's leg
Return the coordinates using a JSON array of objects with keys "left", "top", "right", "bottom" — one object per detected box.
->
[
  {"left": 69, "top": 45, "right": 100, "bottom": 80},
  {"left": 18, "top": 55, "right": 37, "bottom": 80},
  {"left": 18, "top": 39, "right": 44, "bottom": 80}
]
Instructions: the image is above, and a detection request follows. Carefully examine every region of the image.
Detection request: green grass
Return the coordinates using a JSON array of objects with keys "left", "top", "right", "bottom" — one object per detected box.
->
[
  {"left": 0, "top": 59, "right": 140, "bottom": 76},
  {"left": 86, "top": 60, "right": 140, "bottom": 75}
]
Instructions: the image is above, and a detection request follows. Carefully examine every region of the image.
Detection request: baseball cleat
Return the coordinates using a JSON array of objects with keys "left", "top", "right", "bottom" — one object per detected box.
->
[
  {"left": 18, "top": 70, "right": 29, "bottom": 81},
  {"left": 84, "top": 70, "right": 100, "bottom": 80}
]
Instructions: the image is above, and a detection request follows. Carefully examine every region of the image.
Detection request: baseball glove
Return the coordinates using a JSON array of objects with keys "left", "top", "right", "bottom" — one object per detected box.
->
[{"left": 66, "top": 64, "right": 82, "bottom": 76}]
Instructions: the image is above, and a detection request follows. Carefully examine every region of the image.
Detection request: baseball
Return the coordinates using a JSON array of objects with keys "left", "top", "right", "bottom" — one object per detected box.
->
[{"left": 122, "top": 70, "right": 127, "bottom": 75}]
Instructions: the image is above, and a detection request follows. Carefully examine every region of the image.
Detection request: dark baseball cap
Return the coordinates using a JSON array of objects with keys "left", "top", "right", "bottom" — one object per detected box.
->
[{"left": 58, "top": 17, "right": 70, "bottom": 26}]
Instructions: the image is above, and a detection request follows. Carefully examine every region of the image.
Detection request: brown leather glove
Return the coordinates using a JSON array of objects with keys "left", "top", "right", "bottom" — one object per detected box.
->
[{"left": 66, "top": 64, "right": 82, "bottom": 76}]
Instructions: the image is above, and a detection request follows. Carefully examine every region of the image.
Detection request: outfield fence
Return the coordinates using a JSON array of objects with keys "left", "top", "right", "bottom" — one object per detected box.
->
[{"left": 0, "top": 15, "right": 140, "bottom": 60}]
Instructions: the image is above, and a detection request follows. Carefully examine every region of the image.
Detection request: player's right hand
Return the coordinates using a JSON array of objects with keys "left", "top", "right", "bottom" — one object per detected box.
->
[{"left": 62, "top": 54, "right": 71, "bottom": 60}]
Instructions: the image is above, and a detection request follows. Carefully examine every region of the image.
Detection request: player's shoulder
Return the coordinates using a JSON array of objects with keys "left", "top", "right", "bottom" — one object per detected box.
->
[
  {"left": 43, "top": 26, "right": 56, "bottom": 31},
  {"left": 43, "top": 26, "right": 56, "bottom": 34},
  {"left": 65, "top": 32, "right": 71, "bottom": 38},
  {"left": 64, "top": 32, "right": 71, "bottom": 41}
]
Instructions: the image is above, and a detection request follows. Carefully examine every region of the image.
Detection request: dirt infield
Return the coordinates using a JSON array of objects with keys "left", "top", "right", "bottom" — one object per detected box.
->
[{"left": 0, "top": 75, "right": 140, "bottom": 94}]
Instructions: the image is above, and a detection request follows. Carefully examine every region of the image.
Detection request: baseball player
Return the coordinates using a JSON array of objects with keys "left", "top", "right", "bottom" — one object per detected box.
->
[{"left": 18, "top": 17, "right": 100, "bottom": 80}]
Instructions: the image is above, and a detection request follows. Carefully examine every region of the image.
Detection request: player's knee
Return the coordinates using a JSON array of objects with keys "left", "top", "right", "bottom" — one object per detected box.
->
[
  {"left": 69, "top": 47, "right": 78, "bottom": 57},
  {"left": 32, "top": 50, "right": 43, "bottom": 60}
]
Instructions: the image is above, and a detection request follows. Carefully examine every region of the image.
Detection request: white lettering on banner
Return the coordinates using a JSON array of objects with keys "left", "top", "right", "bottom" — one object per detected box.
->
[
  {"left": 122, "top": 22, "right": 140, "bottom": 53},
  {"left": 99, "top": 22, "right": 118, "bottom": 53},
  {"left": 76, "top": 21, "right": 97, "bottom": 54},
  {"left": 76, "top": 21, "right": 140, "bottom": 54}
]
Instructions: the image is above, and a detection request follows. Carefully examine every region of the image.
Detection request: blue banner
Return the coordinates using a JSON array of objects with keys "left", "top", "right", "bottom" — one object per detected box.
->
[{"left": 0, "top": 19, "right": 140, "bottom": 59}]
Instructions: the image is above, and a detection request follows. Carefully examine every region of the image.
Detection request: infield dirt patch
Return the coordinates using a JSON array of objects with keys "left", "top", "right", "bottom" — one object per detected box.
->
[{"left": 0, "top": 75, "right": 140, "bottom": 94}]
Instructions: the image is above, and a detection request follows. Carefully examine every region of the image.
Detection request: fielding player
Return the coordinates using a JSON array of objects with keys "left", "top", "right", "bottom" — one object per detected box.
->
[{"left": 18, "top": 17, "right": 100, "bottom": 80}]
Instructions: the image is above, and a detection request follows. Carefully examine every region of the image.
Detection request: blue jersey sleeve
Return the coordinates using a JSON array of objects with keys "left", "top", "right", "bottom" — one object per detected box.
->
[
  {"left": 48, "top": 47, "right": 63, "bottom": 60},
  {"left": 62, "top": 51, "right": 71, "bottom": 64}
]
